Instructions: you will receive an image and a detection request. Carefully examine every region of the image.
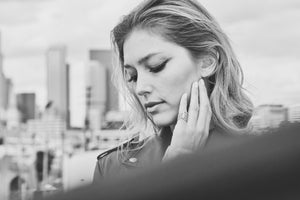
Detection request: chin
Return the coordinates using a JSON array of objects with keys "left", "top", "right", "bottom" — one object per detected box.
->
[{"left": 151, "top": 112, "right": 177, "bottom": 128}]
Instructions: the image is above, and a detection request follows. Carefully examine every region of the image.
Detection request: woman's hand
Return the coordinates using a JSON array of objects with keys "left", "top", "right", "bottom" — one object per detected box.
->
[{"left": 163, "top": 79, "right": 212, "bottom": 161}]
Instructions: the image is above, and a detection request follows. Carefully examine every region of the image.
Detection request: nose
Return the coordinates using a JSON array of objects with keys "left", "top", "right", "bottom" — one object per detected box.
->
[{"left": 135, "top": 71, "right": 152, "bottom": 97}]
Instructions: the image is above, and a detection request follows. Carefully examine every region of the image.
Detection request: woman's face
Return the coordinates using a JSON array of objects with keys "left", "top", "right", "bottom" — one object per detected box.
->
[{"left": 123, "top": 30, "right": 200, "bottom": 127}]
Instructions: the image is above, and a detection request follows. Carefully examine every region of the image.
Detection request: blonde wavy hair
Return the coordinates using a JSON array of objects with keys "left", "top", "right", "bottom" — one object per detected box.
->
[{"left": 111, "top": 0, "right": 253, "bottom": 138}]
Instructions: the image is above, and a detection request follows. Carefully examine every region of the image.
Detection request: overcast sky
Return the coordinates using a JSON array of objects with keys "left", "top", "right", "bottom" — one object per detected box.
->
[{"left": 1, "top": 0, "right": 300, "bottom": 126}]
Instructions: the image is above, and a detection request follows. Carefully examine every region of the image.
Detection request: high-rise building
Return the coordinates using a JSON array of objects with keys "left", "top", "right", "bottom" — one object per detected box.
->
[
  {"left": 0, "top": 78, "right": 12, "bottom": 124},
  {"left": 86, "top": 61, "right": 107, "bottom": 130},
  {"left": 89, "top": 50, "right": 119, "bottom": 112},
  {"left": 0, "top": 76, "right": 8, "bottom": 111},
  {"left": 46, "top": 46, "right": 70, "bottom": 126},
  {"left": 0, "top": 31, "right": 5, "bottom": 111},
  {"left": 16, "top": 93, "right": 36, "bottom": 123},
  {"left": 0, "top": 32, "right": 12, "bottom": 124},
  {"left": 288, "top": 104, "right": 300, "bottom": 123},
  {"left": 0, "top": 31, "right": 2, "bottom": 72},
  {"left": 6, "top": 89, "right": 20, "bottom": 129}
]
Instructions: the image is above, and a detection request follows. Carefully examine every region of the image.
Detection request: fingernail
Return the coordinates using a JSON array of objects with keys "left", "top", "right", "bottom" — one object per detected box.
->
[
  {"left": 193, "top": 81, "right": 198, "bottom": 88},
  {"left": 200, "top": 79, "right": 204, "bottom": 85}
]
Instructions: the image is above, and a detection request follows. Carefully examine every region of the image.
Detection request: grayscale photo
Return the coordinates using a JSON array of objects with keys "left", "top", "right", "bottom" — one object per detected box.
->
[{"left": 0, "top": 0, "right": 300, "bottom": 200}]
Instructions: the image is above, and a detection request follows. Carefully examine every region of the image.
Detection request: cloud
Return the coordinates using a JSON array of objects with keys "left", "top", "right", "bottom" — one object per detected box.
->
[
  {"left": 200, "top": 0, "right": 300, "bottom": 106},
  {"left": 201, "top": 0, "right": 300, "bottom": 25},
  {"left": 228, "top": 8, "right": 300, "bottom": 59},
  {"left": 242, "top": 55, "right": 300, "bottom": 106},
  {"left": 1, "top": 0, "right": 142, "bottom": 58},
  {"left": 1, "top": 0, "right": 300, "bottom": 126},
  {"left": 0, "top": 0, "right": 49, "bottom": 26},
  {"left": 200, "top": 0, "right": 300, "bottom": 60}
]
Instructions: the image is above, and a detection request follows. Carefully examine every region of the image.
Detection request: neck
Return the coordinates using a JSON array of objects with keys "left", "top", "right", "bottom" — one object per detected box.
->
[
  {"left": 159, "top": 121, "right": 215, "bottom": 147},
  {"left": 159, "top": 126, "right": 172, "bottom": 147},
  {"left": 170, "top": 124, "right": 175, "bottom": 132},
  {"left": 164, "top": 120, "right": 215, "bottom": 137}
]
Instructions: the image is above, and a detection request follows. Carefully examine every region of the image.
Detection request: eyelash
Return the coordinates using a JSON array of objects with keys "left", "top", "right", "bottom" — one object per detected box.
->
[
  {"left": 148, "top": 59, "right": 168, "bottom": 73},
  {"left": 125, "top": 59, "right": 169, "bottom": 83}
]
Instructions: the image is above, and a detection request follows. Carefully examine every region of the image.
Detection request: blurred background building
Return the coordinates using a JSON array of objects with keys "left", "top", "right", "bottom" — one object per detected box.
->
[
  {"left": 288, "top": 104, "right": 300, "bottom": 123},
  {"left": 87, "top": 49, "right": 125, "bottom": 130},
  {"left": 46, "top": 46, "right": 70, "bottom": 128},
  {"left": 0, "top": 32, "right": 12, "bottom": 126},
  {"left": 251, "top": 104, "right": 288, "bottom": 131},
  {"left": 16, "top": 93, "right": 36, "bottom": 123},
  {"left": 85, "top": 60, "right": 107, "bottom": 131},
  {"left": 89, "top": 50, "right": 119, "bottom": 112}
]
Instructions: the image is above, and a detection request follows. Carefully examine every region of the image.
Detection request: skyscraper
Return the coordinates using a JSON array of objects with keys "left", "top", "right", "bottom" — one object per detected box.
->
[
  {"left": 86, "top": 61, "right": 107, "bottom": 130},
  {"left": 0, "top": 31, "right": 11, "bottom": 124},
  {"left": 0, "top": 32, "right": 2, "bottom": 71},
  {"left": 46, "top": 46, "right": 70, "bottom": 126},
  {"left": 0, "top": 31, "right": 5, "bottom": 111},
  {"left": 89, "top": 50, "right": 119, "bottom": 112}
]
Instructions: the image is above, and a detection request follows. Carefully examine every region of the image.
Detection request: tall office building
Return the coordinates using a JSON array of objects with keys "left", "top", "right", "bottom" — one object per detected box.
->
[
  {"left": 16, "top": 93, "right": 36, "bottom": 123},
  {"left": 0, "top": 31, "right": 5, "bottom": 111},
  {"left": 2, "top": 78, "right": 12, "bottom": 110},
  {"left": 46, "top": 46, "right": 70, "bottom": 126},
  {"left": 0, "top": 76, "right": 8, "bottom": 122},
  {"left": 0, "top": 32, "right": 12, "bottom": 124},
  {"left": 0, "top": 32, "right": 2, "bottom": 72},
  {"left": 89, "top": 50, "right": 119, "bottom": 112},
  {"left": 86, "top": 61, "right": 107, "bottom": 130},
  {"left": 6, "top": 87, "right": 20, "bottom": 129},
  {"left": 0, "top": 31, "right": 2, "bottom": 72}
]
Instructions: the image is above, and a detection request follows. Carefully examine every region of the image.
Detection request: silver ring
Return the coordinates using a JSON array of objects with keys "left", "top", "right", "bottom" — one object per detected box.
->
[{"left": 178, "top": 111, "right": 188, "bottom": 122}]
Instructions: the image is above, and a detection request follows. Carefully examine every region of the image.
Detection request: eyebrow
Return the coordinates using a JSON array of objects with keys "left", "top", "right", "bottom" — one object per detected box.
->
[{"left": 124, "top": 53, "right": 161, "bottom": 69}]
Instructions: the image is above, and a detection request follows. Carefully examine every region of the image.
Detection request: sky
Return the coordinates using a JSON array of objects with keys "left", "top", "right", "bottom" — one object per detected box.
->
[{"left": 0, "top": 0, "right": 300, "bottom": 127}]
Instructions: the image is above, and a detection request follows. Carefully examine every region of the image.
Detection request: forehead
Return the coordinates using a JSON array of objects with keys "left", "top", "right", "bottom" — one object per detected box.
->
[{"left": 123, "top": 30, "right": 184, "bottom": 65}]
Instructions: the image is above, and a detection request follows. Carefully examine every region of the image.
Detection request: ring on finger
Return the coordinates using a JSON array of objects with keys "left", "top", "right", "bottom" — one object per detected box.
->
[{"left": 178, "top": 111, "right": 188, "bottom": 122}]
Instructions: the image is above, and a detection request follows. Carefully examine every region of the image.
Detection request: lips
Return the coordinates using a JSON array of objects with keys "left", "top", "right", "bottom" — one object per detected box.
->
[{"left": 144, "top": 101, "right": 162, "bottom": 112}]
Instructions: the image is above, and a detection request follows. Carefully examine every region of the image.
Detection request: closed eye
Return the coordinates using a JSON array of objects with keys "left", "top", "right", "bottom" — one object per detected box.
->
[{"left": 148, "top": 59, "right": 170, "bottom": 73}]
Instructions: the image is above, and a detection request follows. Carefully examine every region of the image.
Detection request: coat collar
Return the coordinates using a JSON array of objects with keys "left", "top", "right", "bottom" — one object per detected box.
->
[{"left": 121, "top": 132, "right": 169, "bottom": 168}]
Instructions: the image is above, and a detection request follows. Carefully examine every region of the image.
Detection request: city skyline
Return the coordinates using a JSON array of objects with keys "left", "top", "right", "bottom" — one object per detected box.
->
[{"left": 0, "top": 0, "right": 300, "bottom": 127}]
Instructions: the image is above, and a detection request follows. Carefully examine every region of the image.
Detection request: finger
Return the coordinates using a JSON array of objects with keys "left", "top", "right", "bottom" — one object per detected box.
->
[
  {"left": 197, "top": 79, "right": 212, "bottom": 132},
  {"left": 176, "top": 93, "right": 188, "bottom": 126},
  {"left": 178, "top": 93, "right": 188, "bottom": 114},
  {"left": 187, "top": 81, "right": 199, "bottom": 127},
  {"left": 197, "top": 79, "right": 211, "bottom": 147}
]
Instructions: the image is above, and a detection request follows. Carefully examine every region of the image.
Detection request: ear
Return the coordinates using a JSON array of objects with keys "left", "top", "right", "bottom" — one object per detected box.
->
[{"left": 197, "top": 55, "right": 217, "bottom": 78}]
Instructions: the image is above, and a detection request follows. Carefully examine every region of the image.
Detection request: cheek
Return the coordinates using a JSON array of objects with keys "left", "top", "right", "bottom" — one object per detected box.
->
[{"left": 161, "top": 72, "right": 196, "bottom": 105}]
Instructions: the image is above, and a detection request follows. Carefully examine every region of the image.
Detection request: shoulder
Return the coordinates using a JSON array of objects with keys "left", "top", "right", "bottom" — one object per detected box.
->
[
  {"left": 93, "top": 133, "right": 162, "bottom": 181},
  {"left": 96, "top": 137, "right": 136, "bottom": 160},
  {"left": 93, "top": 136, "right": 138, "bottom": 182},
  {"left": 96, "top": 133, "right": 158, "bottom": 161}
]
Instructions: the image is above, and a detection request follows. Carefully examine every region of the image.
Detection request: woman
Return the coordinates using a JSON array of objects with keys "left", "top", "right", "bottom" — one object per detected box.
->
[{"left": 93, "top": 0, "right": 253, "bottom": 182}]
